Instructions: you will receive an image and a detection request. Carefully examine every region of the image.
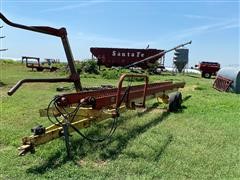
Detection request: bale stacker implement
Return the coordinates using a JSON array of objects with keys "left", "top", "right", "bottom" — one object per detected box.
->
[
  {"left": 0, "top": 13, "right": 190, "bottom": 157},
  {"left": 22, "top": 56, "right": 59, "bottom": 72}
]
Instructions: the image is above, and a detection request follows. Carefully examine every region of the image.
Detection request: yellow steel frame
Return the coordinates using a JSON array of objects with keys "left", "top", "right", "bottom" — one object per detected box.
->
[
  {"left": 18, "top": 106, "right": 126, "bottom": 155},
  {"left": 18, "top": 89, "right": 176, "bottom": 155}
]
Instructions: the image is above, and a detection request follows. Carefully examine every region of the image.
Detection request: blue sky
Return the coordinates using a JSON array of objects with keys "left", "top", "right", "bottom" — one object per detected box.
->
[{"left": 0, "top": 0, "right": 239, "bottom": 67}]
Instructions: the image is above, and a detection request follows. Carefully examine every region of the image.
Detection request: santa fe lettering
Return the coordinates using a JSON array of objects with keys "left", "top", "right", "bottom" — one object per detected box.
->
[{"left": 112, "top": 50, "right": 145, "bottom": 58}]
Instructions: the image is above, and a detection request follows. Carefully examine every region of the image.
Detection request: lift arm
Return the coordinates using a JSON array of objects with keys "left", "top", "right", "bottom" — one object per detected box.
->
[{"left": 0, "top": 13, "right": 82, "bottom": 95}]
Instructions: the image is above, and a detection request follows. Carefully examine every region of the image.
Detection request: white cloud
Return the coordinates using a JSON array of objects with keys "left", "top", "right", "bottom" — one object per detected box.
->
[
  {"left": 75, "top": 31, "right": 153, "bottom": 48},
  {"left": 183, "top": 14, "right": 227, "bottom": 21},
  {"left": 218, "top": 23, "right": 240, "bottom": 30},
  {"left": 173, "top": 19, "right": 239, "bottom": 40},
  {"left": 42, "top": 0, "right": 108, "bottom": 13}
]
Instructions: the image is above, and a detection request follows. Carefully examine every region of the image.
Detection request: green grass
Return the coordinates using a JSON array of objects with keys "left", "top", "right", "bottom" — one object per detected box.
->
[{"left": 0, "top": 62, "right": 240, "bottom": 179}]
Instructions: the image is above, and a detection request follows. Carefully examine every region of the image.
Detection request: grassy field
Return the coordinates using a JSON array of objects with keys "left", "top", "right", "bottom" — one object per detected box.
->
[{"left": 0, "top": 61, "right": 240, "bottom": 179}]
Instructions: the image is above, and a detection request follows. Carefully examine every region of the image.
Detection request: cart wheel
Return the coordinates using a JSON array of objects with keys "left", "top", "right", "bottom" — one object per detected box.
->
[
  {"left": 203, "top": 72, "right": 211, "bottom": 78},
  {"left": 168, "top": 92, "right": 182, "bottom": 112}
]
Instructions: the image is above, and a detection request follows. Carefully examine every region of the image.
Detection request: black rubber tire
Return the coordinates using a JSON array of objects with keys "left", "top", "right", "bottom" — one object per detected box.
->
[
  {"left": 168, "top": 93, "right": 177, "bottom": 112},
  {"left": 168, "top": 92, "right": 182, "bottom": 112},
  {"left": 203, "top": 72, "right": 211, "bottom": 79},
  {"left": 175, "top": 92, "right": 182, "bottom": 109}
]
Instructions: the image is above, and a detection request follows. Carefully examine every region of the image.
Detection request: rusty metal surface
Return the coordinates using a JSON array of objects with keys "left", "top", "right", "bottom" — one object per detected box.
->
[
  {"left": 7, "top": 78, "right": 75, "bottom": 96},
  {"left": 57, "top": 81, "right": 185, "bottom": 109},
  {"left": 213, "top": 75, "right": 233, "bottom": 92},
  {"left": 116, "top": 74, "right": 149, "bottom": 108}
]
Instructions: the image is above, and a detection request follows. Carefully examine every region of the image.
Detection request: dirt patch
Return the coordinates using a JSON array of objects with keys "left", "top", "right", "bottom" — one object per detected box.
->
[
  {"left": 93, "top": 160, "right": 108, "bottom": 168},
  {"left": 181, "top": 85, "right": 205, "bottom": 92},
  {"left": 77, "top": 160, "right": 87, "bottom": 166}
]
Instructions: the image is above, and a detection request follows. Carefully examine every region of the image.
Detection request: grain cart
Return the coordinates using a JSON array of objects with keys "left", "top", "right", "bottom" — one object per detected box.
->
[
  {"left": 0, "top": 13, "right": 190, "bottom": 157},
  {"left": 196, "top": 61, "right": 220, "bottom": 78},
  {"left": 90, "top": 47, "right": 165, "bottom": 69}
]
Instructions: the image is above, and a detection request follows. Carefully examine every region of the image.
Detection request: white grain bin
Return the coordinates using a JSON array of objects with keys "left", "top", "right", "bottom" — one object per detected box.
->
[{"left": 217, "top": 67, "right": 240, "bottom": 93}]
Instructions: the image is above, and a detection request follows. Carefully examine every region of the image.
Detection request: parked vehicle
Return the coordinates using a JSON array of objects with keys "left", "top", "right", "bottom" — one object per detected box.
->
[{"left": 196, "top": 61, "right": 220, "bottom": 78}]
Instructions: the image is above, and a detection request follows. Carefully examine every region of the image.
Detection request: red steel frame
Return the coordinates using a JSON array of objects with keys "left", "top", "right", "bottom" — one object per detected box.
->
[
  {"left": 116, "top": 74, "right": 149, "bottom": 108},
  {"left": 56, "top": 74, "right": 185, "bottom": 110}
]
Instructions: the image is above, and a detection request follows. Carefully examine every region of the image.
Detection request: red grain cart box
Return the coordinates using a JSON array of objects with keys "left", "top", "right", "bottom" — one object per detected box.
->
[
  {"left": 90, "top": 47, "right": 164, "bottom": 69},
  {"left": 198, "top": 61, "right": 221, "bottom": 78}
]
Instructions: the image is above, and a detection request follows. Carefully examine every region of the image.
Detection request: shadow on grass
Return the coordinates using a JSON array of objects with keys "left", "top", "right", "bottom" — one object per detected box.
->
[
  {"left": 183, "top": 95, "right": 192, "bottom": 102},
  {"left": 185, "top": 74, "right": 200, "bottom": 79},
  {"left": 0, "top": 81, "right": 6, "bottom": 87},
  {"left": 98, "top": 111, "right": 171, "bottom": 160},
  {"left": 159, "top": 72, "right": 175, "bottom": 76},
  {"left": 123, "top": 134, "right": 173, "bottom": 162},
  {"left": 154, "top": 134, "right": 173, "bottom": 161},
  {"left": 26, "top": 151, "right": 70, "bottom": 174},
  {"left": 27, "top": 103, "right": 185, "bottom": 174}
]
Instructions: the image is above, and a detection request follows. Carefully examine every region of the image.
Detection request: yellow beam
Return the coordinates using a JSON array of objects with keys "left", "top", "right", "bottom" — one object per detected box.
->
[{"left": 21, "top": 106, "right": 126, "bottom": 147}]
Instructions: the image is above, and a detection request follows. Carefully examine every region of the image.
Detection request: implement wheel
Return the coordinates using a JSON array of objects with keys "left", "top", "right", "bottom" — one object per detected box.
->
[
  {"left": 202, "top": 72, "right": 212, "bottom": 79},
  {"left": 168, "top": 92, "right": 182, "bottom": 112}
]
